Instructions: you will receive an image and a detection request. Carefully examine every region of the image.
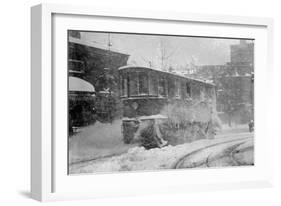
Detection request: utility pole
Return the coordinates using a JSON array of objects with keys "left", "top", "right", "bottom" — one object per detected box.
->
[{"left": 107, "top": 33, "right": 112, "bottom": 51}]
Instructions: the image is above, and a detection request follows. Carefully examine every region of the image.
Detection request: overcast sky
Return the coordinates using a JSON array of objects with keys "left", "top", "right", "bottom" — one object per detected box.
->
[{"left": 80, "top": 31, "right": 252, "bottom": 69}]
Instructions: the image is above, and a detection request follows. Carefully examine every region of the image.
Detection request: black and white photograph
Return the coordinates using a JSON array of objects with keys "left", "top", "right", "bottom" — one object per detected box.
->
[{"left": 67, "top": 31, "right": 254, "bottom": 175}]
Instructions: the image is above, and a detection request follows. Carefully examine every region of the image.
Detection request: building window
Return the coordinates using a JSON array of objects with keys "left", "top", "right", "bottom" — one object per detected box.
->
[
  {"left": 139, "top": 72, "right": 149, "bottom": 95},
  {"left": 68, "top": 59, "right": 85, "bottom": 73}
]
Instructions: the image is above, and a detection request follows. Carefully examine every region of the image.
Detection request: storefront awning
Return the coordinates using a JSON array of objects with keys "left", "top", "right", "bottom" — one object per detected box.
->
[{"left": 69, "top": 76, "right": 95, "bottom": 93}]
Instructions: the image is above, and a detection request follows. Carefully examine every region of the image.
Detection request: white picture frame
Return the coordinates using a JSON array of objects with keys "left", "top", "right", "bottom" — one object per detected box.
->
[{"left": 31, "top": 3, "right": 274, "bottom": 202}]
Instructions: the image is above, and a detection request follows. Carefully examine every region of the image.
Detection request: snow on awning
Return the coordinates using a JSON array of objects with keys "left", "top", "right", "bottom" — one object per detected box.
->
[{"left": 69, "top": 76, "right": 95, "bottom": 93}]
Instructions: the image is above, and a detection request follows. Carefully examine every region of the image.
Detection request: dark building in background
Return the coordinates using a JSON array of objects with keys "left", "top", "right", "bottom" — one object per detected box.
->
[
  {"left": 194, "top": 40, "right": 254, "bottom": 125},
  {"left": 191, "top": 65, "right": 228, "bottom": 81},
  {"left": 68, "top": 33, "right": 130, "bottom": 126},
  {"left": 230, "top": 40, "right": 254, "bottom": 68},
  {"left": 68, "top": 36, "right": 130, "bottom": 92},
  {"left": 216, "top": 73, "right": 253, "bottom": 125},
  {"left": 69, "top": 30, "right": 81, "bottom": 39}
]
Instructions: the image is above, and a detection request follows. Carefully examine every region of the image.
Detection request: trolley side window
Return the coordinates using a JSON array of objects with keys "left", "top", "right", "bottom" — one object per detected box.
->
[
  {"left": 158, "top": 76, "right": 167, "bottom": 97},
  {"left": 191, "top": 82, "right": 201, "bottom": 99},
  {"left": 175, "top": 80, "right": 181, "bottom": 98},
  {"left": 200, "top": 85, "right": 206, "bottom": 101},
  {"left": 139, "top": 72, "right": 149, "bottom": 95},
  {"left": 149, "top": 74, "right": 158, "bottom": 96},
  {"left": 186, "top": 82, "right": 191, "bottom": 97},
  {"left": 206, "top": 86, "right": 213, "bottom": 99},
  {"left": 206, "top": 86, "right": 216, "bottom": 102}
]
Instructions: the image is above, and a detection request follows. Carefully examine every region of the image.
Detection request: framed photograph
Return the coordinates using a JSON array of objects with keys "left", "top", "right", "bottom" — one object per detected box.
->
[{"left": 31, "top": 3, "right": 274, "bottom": 201}]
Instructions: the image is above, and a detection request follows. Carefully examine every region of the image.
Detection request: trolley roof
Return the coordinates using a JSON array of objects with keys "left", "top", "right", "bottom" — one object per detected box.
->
[{"left": 118, "top": 66, "right": 215, "bottom": 86}]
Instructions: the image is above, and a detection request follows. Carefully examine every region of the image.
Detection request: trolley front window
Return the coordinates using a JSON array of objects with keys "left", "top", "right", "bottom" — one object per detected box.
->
[
  {"left": 129, "top": 72, "right": 138, "bottom": 96},
  {"left": 120, "top": 75, "right": 128, "bottom": 97}
]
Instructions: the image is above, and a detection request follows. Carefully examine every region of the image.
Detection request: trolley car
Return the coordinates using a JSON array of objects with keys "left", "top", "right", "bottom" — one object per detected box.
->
[{"left": 118, "top": 66, "right": 217, "bottom": 146}]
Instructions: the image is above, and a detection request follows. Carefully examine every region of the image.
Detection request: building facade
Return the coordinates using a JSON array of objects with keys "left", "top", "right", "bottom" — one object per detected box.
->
[
  {"left": 68, "top": 32, "right": 130, "bottom": 125},
  {"left": 195, "top": 40, "right": 254, "bottom": 125}
]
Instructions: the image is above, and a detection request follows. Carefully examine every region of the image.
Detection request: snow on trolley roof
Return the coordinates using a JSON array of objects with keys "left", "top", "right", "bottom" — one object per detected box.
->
[
  {"left": 122, "top": 114, "right": 168, "bottom": 122},
  {"left": 118, "top": 65, "right": 215, "bottom": 86}
]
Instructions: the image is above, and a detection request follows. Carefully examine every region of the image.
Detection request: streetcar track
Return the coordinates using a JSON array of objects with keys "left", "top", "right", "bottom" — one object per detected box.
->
[
  {"left": 204, "top": 143, "right": 244, "bottom": 167},
  {"left": 69, "top": 152, "right": 124, "bottom": 168},
  {"left": 205, "top": 153, "right": 212, "bottom": 167},
  {"left": 230, "top": 145, "right": 254, "bottom": 166},
  {"left": 225, "top": 143, "right": 245, "bottom": 166},
  {"left": 172, "top": 137, "right": 252, "bottom": 169},
  {"left": 203, "top": 143, "right": 244, "bottom": 167}
]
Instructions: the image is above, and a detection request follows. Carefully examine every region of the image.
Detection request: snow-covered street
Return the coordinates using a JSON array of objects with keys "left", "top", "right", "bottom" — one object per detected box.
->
[
  {"left": 173, "top": 135, "right": 253, "bottom": 169},
  {"left": 68, "top": 120, "right": 137, "bottom": 165},
  {"left": 69, "top": 129, "right": 253, "bottom": 174}
]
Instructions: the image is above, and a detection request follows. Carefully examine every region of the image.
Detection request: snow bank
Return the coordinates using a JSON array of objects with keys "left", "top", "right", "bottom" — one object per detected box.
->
[
  {"left": 69, "top": 134, "right": 252, "bottom": 174},
  {"left": 69, "top": 119, "right": 136, "bottom": 164}
]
